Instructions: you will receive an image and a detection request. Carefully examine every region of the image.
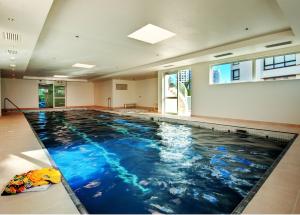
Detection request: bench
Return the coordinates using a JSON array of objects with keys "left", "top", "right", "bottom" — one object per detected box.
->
[{"left": 123, "top": 103, "right": 136, "bottom": 109}]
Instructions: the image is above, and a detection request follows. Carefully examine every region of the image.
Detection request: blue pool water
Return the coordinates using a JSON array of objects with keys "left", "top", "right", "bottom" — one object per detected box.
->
[{"left": 25, "top": 110, "right": 287, "bottom": 214}]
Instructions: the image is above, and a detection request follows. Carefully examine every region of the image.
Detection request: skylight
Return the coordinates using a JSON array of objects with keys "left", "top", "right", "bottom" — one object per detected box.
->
[
  {"left": 72, "top": 63, "right": 95, "bottom": 69},
  {"left": 54, "top": 75, "right": 68, "bottom": 78},
  {"left": 128, "top": 24, "right": 175, "bottom": 44}
]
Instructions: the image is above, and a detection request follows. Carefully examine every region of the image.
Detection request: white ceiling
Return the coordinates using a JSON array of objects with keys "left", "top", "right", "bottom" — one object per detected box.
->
[
  {"left": 0, "top": 0, "right": 53, "bottom": 77},
  {"left": 1, "top": 0, "right": 300, "bottom": 80}
]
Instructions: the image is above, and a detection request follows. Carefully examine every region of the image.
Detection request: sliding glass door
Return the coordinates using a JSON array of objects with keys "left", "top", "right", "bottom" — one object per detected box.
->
[
  {"left": 164, "top": 69, "right": 191, "bottom": 116},
  {"left": 39, "top": 84, "right": 53, "bottom": 108},
  {"left": 38, "top": 83, "right": 66, "bottom": 108},
  {"left": 54, "top": 85, "right": 66, "bottom": 107}
]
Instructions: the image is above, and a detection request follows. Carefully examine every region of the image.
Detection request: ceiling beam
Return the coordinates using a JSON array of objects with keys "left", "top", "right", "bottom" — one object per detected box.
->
[{"left": 277, "top": 0, "right": 300, "bottom": 40}]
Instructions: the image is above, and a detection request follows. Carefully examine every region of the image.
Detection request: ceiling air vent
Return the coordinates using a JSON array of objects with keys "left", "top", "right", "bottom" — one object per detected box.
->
[
  {"left": 214, "top": 52, "right": 233, "bottom": 58},
  {"left": 7, "top": 49, "right": 18, "bottom": 55},
  {"left": 265, "top": 41, "right": 292, "bottom": 48},
  {"left": 2, "top": 32, "right": 21, "bottom": 42}
]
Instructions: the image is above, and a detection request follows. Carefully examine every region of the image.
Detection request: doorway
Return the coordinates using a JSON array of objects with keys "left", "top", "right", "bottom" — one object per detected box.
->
[
  {"left": 38, "top": 84, "right": 66, "bottom": 108},
  {"left": 39, "top": 84, "right": 53, "bottom": 108},
  {"left": 164, "top": 69, "right": 191, "bottom": 116}
]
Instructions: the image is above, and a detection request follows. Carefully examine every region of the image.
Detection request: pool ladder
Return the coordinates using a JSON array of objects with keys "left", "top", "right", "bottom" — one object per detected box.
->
[{"left": 3, "top": 98, "right": 22, "bottom": 113}]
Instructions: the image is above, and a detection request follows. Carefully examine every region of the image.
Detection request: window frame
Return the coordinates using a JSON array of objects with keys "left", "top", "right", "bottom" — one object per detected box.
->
[
  {"left": 263, "top": 54, "right": 296, "bottom": 71},
  {"left": 232, "top": 69, "right": 240, "bottom": 81}
]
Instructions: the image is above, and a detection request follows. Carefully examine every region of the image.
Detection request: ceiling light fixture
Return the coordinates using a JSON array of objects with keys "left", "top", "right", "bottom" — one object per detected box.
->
[
  {"left": 54, "top": 75, "right": 69, "bottom": 78},
  {"left": 10, "top": 64, "right": 16, "bottom": 67},
  {"left": 128, "top": 24, "right": 176, "bottom": 44},
  {"left": 72, "top": 63, "right": 95, "bottom": 69},
  {"left": 164, "top": 64, "right": 174, "bottom": 68}
]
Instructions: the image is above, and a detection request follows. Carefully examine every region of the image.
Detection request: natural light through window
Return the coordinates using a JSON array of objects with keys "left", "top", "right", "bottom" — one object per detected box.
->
[{"left": 210, "top": 61, "right": 252, "bottom": 84}]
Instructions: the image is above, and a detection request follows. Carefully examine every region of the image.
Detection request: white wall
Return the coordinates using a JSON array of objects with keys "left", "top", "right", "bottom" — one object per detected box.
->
[
  {"left": 1, "top": 78, "right": 39, "bottom": 109},
  {"left": 112, "top": 79, "right": 137, "bottom": 108},
  {"left": 94, "top": 78, "right": 158, "bottom": 108},
  {"left": 158, "top": 46, "right": 300, "bottom": 124},
  {"left": 94, "top": 80, "right": 113, "bottom": 107},
  {"left": 0, "top": 75, "right": 1, "bottom": 116},
  {"left": 191, "top": 62, "right": 300, "bottom": 124},
  {"left": 1, "top": 78, "right": 95, "bottom": 109},
  {"left": 136, "top": 78, "right": 158, "bottom": 107},
  {"left": 66, "top": 82, "right": 94, "bottom": 107}
]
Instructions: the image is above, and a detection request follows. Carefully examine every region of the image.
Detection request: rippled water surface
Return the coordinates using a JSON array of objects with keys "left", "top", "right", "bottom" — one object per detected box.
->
[{"left": 25, "top": 110, "right": 287, "bottom": 214}]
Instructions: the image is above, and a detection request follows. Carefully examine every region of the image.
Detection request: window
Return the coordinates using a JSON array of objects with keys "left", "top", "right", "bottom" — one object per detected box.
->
[
  {"left": 263, "top": 54, "right": 296, "bottom": 70},
  {"left": 211, "top": 60, "right": 252, "bottom": 84},
  {"left": 232, "top": 69, "right": 240, "bottom": 80}
]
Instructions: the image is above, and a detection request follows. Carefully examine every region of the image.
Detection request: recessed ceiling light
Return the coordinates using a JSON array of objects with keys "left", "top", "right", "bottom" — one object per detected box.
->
[
  {"left": 164, "top": 64, "right": 174, "bottom": 68},
  {"left": 72, "top": 63, "right": 95, "bottom": 69},
  {"left": 54, "top": 75, "right": 68, "bottom": 78},
  {"left": 10, "top": 56, "right": 15, "bottom": 61},
  {"left": 10, "top": 64, "right": 16, "bottom": 67},
  {"left": 128, "top": 24, "right": 176, "bottom": 44}
]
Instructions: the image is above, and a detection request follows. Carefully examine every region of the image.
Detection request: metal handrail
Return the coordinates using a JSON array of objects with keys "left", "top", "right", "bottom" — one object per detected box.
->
[{"left": 4, "top": 98, "right": 22, "bottom": 112}]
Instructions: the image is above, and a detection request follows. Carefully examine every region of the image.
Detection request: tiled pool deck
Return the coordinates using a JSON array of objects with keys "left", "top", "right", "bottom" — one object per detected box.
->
[
  {"left": 0, "top": 109, "right": 300, "bottom": 213},
  {"left": 0, "top": 112, "right": 79, "bottom": 214}
]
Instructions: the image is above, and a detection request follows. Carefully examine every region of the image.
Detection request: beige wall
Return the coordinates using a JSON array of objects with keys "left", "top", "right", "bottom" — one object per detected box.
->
[
  {"left": 94, "top": 78, "right": 158, "bottom": 108},
  {"left": 1, "top": 78, "right": 39, "bottom": 109},
  {"left": 136, "top": 78, "right": 158, "bottom": 107},
  {"left": 191, "top": 62, "right": 300, "bottom": 124},
  {"left": 94, "top": 80, "right": 113, "bottom": 107},
  {"left": 112, "top": 79, "right": 136, "bottom": 108},
  {"left": 1, "top": 78, "right": 94, "bottom": 109},
  {"left": 0, "top": 75, "right": 1, "bottom": 116},
  {"left": 66, "top": 82, "right": 94, "bottom": 107},
  {"left": 158, "top": 46, "right": 300, "bottom": 124}
]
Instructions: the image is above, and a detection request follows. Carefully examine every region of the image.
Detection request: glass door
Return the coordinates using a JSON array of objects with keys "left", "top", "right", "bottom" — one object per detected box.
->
[
  {"left": 38, "top": 84, "right": 53, "bottom": 108},
  {"left": 164, "top": 69, "right": 192, "bottom": 116},
  {"left": 54, "top": 85, "right": 66, "bottom": 108},
  {"left": 164, "top": 73, "right": 178, "bottom": 114}
]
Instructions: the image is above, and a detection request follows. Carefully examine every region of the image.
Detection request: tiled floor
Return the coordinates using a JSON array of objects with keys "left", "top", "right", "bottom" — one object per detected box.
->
[
  {"left": 0, "top": 113, "right": 79, "bottom": 214},
  {"left": 1, "top": 109, "right": 300, "bottom": 214}
]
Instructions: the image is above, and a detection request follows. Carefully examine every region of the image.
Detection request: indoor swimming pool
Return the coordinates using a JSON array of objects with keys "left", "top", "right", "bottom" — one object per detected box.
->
[{"left": 25, "top": 110, "right": 293, "bottom": 214}]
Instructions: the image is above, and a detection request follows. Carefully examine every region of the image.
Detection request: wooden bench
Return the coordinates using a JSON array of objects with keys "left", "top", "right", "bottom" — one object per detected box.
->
[{"left": 124, "top": 103, "right": 136, "bottom": 109}]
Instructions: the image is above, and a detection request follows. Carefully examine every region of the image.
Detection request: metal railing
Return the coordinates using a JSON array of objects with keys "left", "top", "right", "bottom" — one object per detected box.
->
[{"left": 3, "top": 98, "right": 22, "bottom": 112}]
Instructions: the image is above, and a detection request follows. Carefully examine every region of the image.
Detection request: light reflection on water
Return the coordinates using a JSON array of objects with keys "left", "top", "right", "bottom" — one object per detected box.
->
[{"left": 26, "top": 110, "right": 286, "bottom": 214}]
